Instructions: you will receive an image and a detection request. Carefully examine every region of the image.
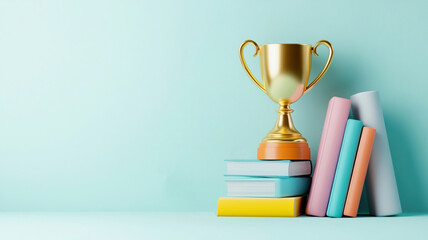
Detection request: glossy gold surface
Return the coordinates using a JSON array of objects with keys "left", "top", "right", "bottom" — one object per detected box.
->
[{"left": 239, "top": 40, "right": 333, "bottom": 142}]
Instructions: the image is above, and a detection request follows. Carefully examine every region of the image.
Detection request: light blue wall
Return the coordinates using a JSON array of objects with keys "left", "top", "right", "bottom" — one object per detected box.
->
[{"left": 0, "top": 0, "right": 427, "bottom": 212}]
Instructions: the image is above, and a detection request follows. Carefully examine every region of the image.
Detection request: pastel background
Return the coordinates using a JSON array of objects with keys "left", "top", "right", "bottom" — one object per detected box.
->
[{"left": 0, "top": 0, "right": 426, "bottom": 212}]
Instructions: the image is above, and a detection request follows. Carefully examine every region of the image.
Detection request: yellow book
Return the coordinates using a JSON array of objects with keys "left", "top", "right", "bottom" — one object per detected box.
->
[{"left": 217, "top": 197, "right": 303, "bottom": 217}]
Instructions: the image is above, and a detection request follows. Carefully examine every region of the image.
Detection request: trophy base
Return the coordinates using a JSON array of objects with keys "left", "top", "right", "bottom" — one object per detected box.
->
[
  {"left": 262, "top": 103, "right": 307, "bottom": 143},
  {"left": 257, "top": 142, "right": 310, "bottom": 160}
]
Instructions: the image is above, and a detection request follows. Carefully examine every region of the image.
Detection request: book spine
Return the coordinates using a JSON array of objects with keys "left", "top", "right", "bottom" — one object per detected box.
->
[
  {"left": 350, "top": 91, "right": 402, "bottom": 216},
  {"left": 277, "top": 177, "right": 311, "bottom": 197},
  {"left": 306, "top": 97, "right": 351, "bottom": 217},
  {"left": 343, "top": 127, "right": 376, "bottom": 217},
  {"left": 217, "top": 197, "right": 302, "bottom": 217},
  {"left": 326, "top": 119, "right": 363, "bottom": 218},
  {"left": 225, "top": 177, "right": 311, "bottom": 198}
]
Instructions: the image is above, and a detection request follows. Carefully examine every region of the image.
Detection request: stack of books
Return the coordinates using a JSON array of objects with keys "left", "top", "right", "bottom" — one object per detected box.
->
[
  {"left": 306, "top": 94, "right": 400, "bottom": 217},
  {"left": 217, "top": 159, "right": 312, "bottom": 217}
]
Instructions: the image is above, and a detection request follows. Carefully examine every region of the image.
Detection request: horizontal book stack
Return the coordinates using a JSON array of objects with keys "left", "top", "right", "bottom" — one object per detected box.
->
[
  {"left": 306, "top": 93, "right": 401, "bottom": 217},
  {"left": 217, "top": 160, "right": 312, "bottom": 217}
]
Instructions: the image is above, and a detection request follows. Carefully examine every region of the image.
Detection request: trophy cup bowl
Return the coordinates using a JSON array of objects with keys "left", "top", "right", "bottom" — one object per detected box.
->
[{"left": 239, "top": 40, "right": 333, "bottom": 159}]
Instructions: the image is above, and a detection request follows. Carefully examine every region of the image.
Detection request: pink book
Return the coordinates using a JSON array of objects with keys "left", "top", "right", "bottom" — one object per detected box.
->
[{"left": 306, "top": 97, "right": 351, "bottom": 217}]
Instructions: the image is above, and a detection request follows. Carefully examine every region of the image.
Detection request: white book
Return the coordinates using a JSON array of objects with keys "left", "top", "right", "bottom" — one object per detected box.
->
[
  {"left": 351, "top": 91, "right": 402, "bottom": 216},
  {"left": 225, "top": 160, "right": 311, "bottom": 177}
]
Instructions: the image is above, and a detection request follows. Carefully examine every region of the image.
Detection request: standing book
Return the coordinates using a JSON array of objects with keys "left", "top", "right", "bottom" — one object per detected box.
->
[
  {"left": 351, "top": 91, "right": 401, "bottom": 216},
  {"left": 344, "top": 127, "right": 376, "bottom": 217},
  {"left": 306, "top": 97, "right": 351, "bottom": 216},
  {"left": 327, "top": 119, "right": 363, "bottom": 217}
]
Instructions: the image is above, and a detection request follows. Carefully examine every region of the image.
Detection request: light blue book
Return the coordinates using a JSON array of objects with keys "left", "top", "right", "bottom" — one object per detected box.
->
[
  {"left": 225, "top": 176, "right": 311, "bottom": 198},
  {"left": 327, "top": 119, "right": 363, "bottom": 217},
  {"left": 225, "top": 160, "right": 312, "bottom": 177}
]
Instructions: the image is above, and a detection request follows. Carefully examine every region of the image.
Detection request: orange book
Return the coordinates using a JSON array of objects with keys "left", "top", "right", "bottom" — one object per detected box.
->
[{"left": 343, "top": 127, "right": 376, "bottom": 217}]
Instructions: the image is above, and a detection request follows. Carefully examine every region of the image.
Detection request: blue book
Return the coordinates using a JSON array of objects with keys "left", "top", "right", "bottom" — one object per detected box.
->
[
  {"left": 326, "top": 119, "right": 363, "bottom": 217},
  {"left": 225, "top": 176, "right": 311, "bottom": 198},
  {"left": 225, "top": 159, "right": 312, "bottom": 177}
]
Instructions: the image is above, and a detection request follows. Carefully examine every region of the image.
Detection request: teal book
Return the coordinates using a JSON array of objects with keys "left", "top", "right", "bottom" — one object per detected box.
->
[
  {"left": 225, "top": 176, "right": 311, "bottom": 198},
  {"left": 326, "top": 119, "right": 363, "bottom": 217},
  {"left": 225, "top": 160, "right": 312, "bottom": 177}
]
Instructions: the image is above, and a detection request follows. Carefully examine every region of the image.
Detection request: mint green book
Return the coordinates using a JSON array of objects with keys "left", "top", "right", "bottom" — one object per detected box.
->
[{"left": 225, "top": 176, "right": 311, "bottom": 198}]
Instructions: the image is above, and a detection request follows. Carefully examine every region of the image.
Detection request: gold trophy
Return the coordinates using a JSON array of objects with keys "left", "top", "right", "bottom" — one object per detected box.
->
[{"left": 239, "top": 40, "right": 333, "bottom": 160}]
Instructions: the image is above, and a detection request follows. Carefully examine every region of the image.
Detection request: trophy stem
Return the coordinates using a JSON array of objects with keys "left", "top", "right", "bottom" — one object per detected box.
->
[{"left": 262, "top": 103, "right": 306, "bottom": 142}]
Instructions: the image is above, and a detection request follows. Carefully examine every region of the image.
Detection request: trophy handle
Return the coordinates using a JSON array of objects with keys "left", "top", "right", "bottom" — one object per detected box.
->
[
  {"left": 239, "top": 40, "right": 266, "bottom": 93},
  {"left": 304, "top": 40, "right": 334, "bottom": 94}
]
